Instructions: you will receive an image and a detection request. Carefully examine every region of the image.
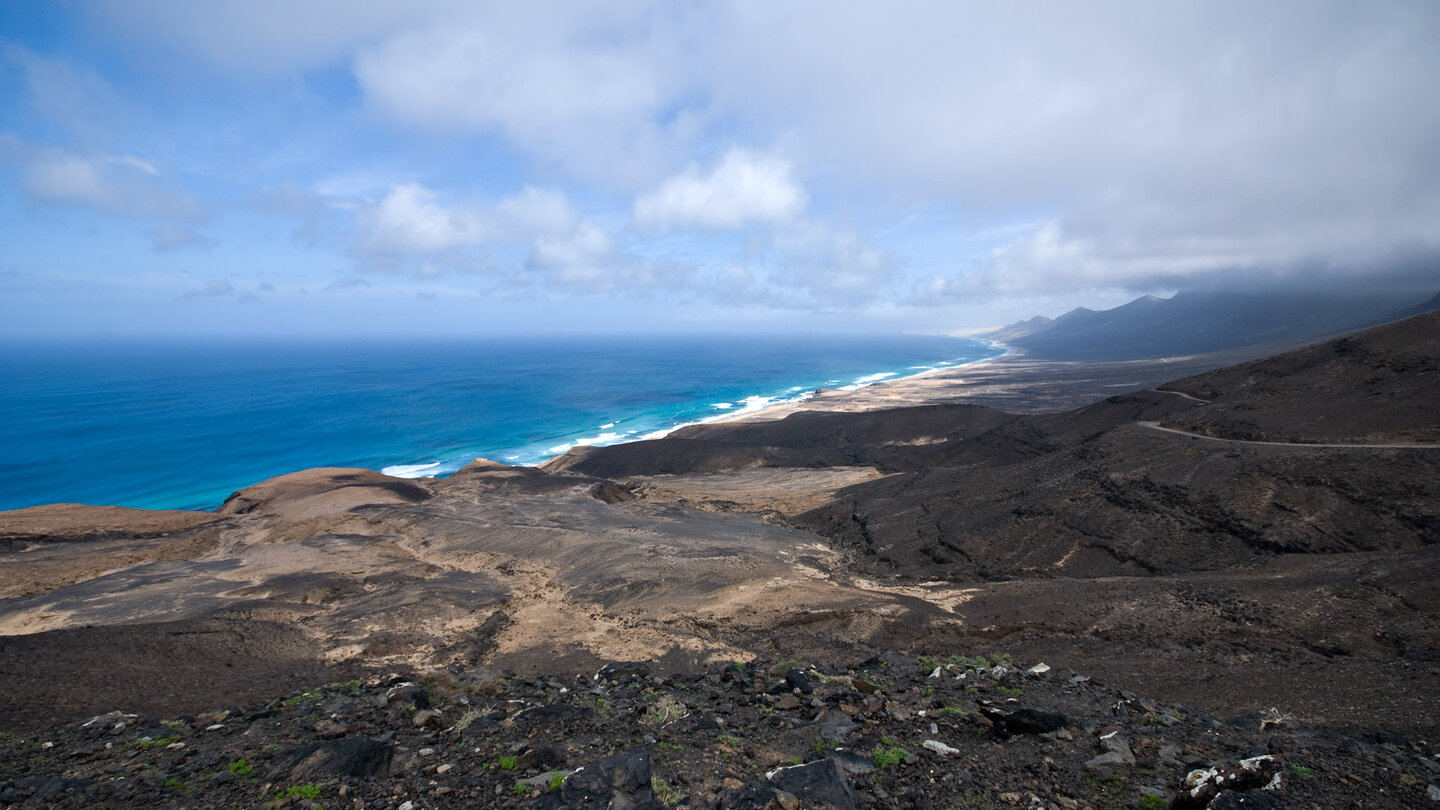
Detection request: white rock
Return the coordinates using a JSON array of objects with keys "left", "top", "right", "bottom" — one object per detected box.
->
[
  {"left": 1027, "top": 663, "right": 1052, "bottom": 676},
  {"left": 1428, "top": 784, "right": 1440, "bottom": 802},
  {"left": 922, "top": 740, "right": 960, "bottom": 756}
]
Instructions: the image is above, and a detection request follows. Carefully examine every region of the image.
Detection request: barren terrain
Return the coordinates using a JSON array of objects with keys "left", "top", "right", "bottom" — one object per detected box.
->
[{"left": 1, "top": 312, "right": 1437, "bottom": 808}]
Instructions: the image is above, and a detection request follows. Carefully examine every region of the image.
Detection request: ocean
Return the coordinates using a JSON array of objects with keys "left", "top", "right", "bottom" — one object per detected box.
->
[{"left": 0, "top": 334, "right": 1000, "bottom": 512}]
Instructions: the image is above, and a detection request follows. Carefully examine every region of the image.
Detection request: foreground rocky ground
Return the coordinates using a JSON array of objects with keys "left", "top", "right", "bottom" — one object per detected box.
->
[{"left": 4, "top": 652, "right": 1437, "bottom": 809}]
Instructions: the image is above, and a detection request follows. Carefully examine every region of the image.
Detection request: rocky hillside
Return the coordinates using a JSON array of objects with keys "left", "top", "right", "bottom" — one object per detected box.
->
[{"left": 2, "top": 311, "right": 1438, "bottom": 809}]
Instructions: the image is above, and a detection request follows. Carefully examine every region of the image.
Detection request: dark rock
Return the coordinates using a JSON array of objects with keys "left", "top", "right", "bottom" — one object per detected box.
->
[
  {"left": 595, "top": 662, "right": 651, "bottom": 682},
  {"left": 280, "top": 738, "right": 394, "bottom": 780},
  {"left": 11, "top": 777, "right": 89, "bottom": 801},
  {"left": 1207, "top": 790, "right": 1283, "bottom": 810},
  {"left": 715, "top": 779, "right": 777, "bottom": 810},
  {"left": 878, "top": 651, "right": 921, "bottom": 679},
  {"left": 537, "top": 748, "right": 662, "bottom": 810},
  {"left": 518, "top": 745, "right": 565, "bottom": 771},
  {"left": 767, "top": 758, "right": 859, "bottom": 810},
  {"left": 689, "top": 712, "right": 722, "bottom": 732},
  {"left": 826, "top": 748, "right": 876, "bottom": 775},
  {"left": 980, "top": 707, "right": 1069, "bottom": 738},
  {"left": 785, "top": 669, "right": 815, "bottom": 694},
  {"left": 388, "top": 684, "right": 430, "bottom": 711},
  {"left": 516, "top": 704, "right": 592, "bottom": 725},
  {"left": 807, "top": 709, "right": 859, "bottom": 743}
]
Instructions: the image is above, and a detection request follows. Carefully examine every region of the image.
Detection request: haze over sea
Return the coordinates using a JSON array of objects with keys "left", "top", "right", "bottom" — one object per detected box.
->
[{"left": 0, "top": 335, "right": 998, "bottom": 512}]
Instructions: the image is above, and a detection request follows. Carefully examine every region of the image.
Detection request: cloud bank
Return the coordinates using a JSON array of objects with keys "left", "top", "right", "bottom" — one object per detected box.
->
[{"left": 4, "top": 0, "right": 1438, "bottom": 336}]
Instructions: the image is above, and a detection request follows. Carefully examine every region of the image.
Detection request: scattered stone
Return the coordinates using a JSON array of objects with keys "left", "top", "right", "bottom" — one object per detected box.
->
[
  {"left": 785, "top": 669, "right": 815, "bottom": 694},
  {"left": 922, "top": 739, "right": 960, "bottom": 756},
  {"left": 1173, "top": 755, "right": 1282, "bottom": 810},
  {"left": 981, "top": 707, "right": 1069, "bottom": 738},
  {"left": 767, "top": 758, "right": 859, "bottom": 810},
  {"left": 1085, "top": 750, "right": 1133, "bottom": 779},
  {"left": 775, "top": 694, "right": 802, "bottom": 710},
  {"left": 1026, "top": 663, "right": 1052, "bottom": 676},
  {"left": 537, "top": 748, "right": 661, "bottom": 810},
  {"left": 849, "top": 678, "right": 879, "bottom": 694},
  {"left": 825, "top": 749, "right": 875, "bottom": 776},
  {"left": 280, "top": 738, "right": 394, "bottom": 780}
]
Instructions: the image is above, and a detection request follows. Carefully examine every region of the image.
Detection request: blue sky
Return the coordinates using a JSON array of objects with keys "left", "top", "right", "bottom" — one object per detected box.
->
[{"left": 2, "top": 1, "right": 1437, "bottom": 337}]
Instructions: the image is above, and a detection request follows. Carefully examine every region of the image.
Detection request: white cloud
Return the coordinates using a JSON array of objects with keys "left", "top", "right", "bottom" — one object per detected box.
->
[
  {"left": 633, "top": 149, "right": 807, "bottom": 231},
  {"left": 351, "top": 3, "right": 682, "bottom": 183},
  {"left": 768, "top": 221, "right": 894, "bottom": 302},
  {"left": 49, "top": 1, "right": 1440, "bottom": 314},
  {"left": 494, "top": 187, "right": 578, "bottom": 238},
  {"left": 1, "top": 137, "right": 206, "bottom": 223},
  {"left": 356, "top": 183, "right": 489, "bottom": 256}
]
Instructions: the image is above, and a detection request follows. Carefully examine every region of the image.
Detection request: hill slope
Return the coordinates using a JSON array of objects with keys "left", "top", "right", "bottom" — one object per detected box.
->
[{"left": 993, "top": 288, "right": 1437, "bottom": 360}]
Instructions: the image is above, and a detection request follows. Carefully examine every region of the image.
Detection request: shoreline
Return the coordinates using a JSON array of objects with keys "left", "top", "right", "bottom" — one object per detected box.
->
[{"left": 614, "top": 340, "right": 1013, "bottom": 445}]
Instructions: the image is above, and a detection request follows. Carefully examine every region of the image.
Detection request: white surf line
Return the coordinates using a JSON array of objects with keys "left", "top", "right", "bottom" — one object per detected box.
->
[
  {"left": 1135, "top": 421, "right": 1440, "bottom": 449},
  {"left": 1150, "top": 388, "right": 1212, "bottom": 405}
]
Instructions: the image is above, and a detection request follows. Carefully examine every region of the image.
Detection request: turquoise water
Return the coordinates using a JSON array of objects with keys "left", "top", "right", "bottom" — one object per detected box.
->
[{"left": 0, "top": 334, "right": 999, "bottom": 512}]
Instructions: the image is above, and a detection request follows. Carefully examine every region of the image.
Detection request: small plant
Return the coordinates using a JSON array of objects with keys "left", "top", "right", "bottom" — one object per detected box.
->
[
  {"left": 164, "top": 777, "right": 186, "bottom": 790},
  {"left": 282, "top": 689, "right": 323, "bottom": 708},
  {"left": 921, "top": 684, "right": 934, "bottom": 698},
  {"left": 872, "top": 745, "right": 910, "bottom": 769},
  {"left": 770, "top": 659, "right": 800, "bottom": 677},
  {"left": 1288, "top": 764, "right": 1315, "bottom": 780},
  {"left": 646, "top": 694, "right": 688, "bottom": 726},
  {"left": 1259, "top": 706, "right": 1293, "bottom": 730},
  {"left": 657, "top": 741, "right": 683, "bottom": 752},
  {"left": 279, "top": 783, "right": 321, "bottom": 800},
  {"left": 937, "top": 706, "right": 966, "bottom": 716},
  {"left": 454, "top": 708, "right": 484, "bottom": 732},
  {"left": 511, "top": 781, "right": 528, "bottom": 795},
  {"left": 717, "top": 734, "right": 741, "bottom": 747},
  {"left": 1137, "top": 795, "right": 1168, "bottom": 810},
  {"left": 652, "top": 776, "right": 680, "bottom": 805},
  {"left": 160, "top": 718, "right": 189, "bottom": 730},
  {"left": 228, "top": 759, "right": 254, "bottom": 777},
  {"left": 994, "top": 685, "right": 1024, "bottom": 697},
  {"left": 549, "top": 771, "right": 566, "bottom": 790},
  {"left": 498, "top": 755, "right": 519, "bottom": 771}
]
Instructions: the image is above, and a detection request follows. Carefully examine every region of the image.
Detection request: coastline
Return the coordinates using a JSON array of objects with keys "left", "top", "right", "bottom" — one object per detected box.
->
[
  {"left": 616, "top": 340, "right": 1012, "bottom": 445},
  {"left": 654, "top": 341, "right": 1267, "bottom": 431}
]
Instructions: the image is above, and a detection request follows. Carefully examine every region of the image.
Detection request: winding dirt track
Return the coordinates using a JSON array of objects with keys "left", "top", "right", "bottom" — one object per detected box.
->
[{"left": 1135, "top": 421, "right": 1440, "bottom": 449}]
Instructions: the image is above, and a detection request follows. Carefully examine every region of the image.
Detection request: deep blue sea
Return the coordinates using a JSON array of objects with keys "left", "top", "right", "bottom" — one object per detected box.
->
[{"left": 0, "top": 334, "right": 999, "bottom": 512}]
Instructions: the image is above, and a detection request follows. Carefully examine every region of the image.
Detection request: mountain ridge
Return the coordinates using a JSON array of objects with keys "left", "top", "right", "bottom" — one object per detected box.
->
[{"left": 989, "top": 288, "right": 1439, "bottom": 360}]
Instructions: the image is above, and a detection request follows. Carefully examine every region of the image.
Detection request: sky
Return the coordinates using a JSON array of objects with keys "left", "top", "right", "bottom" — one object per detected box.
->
[{"left": 1, "top": 1, "right": 1437, "bottom": 337}]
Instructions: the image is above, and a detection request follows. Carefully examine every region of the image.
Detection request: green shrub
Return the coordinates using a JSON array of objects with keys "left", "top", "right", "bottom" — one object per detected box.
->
[
  {"left": 279, "top": 783, "right": 321, "bottom": 800},
  {"left": 228, "top": 759, "right": 254, "bottom": 777},
  {"left": 872, "top": 746, "right": 910, "bottom": 768}
]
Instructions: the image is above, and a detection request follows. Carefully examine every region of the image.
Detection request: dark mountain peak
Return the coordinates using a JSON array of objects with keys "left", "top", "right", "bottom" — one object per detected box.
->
[{"left": 1000, "top": 288, "right": 1435, "bottom": 361}]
